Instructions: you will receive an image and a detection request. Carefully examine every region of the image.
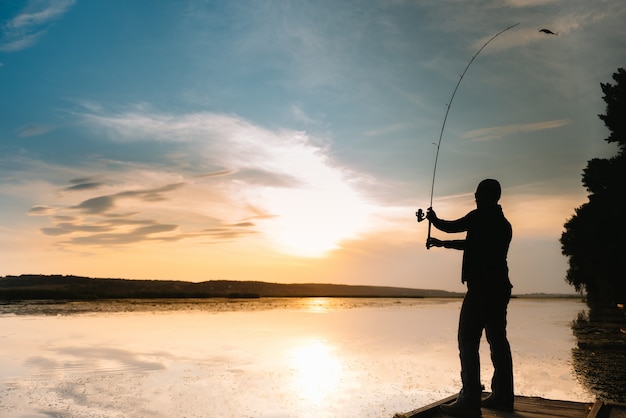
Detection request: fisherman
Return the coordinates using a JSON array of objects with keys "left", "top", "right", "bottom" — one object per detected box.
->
[{"left": 426, "top": 179, "right": 514, "bottom": 418}]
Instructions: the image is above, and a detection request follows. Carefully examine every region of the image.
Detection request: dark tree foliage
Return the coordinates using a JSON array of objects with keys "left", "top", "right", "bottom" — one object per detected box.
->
[{"left": 561, "top": 68, "right": 626, "bottom": 306}]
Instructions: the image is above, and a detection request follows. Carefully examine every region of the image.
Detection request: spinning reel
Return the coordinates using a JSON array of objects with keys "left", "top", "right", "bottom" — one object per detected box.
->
[
  {"left": 415, "top": 208, "right": 433, "bottom": 249},
  {"left": 416, "top": 208, "right": 426, "bottom": 223}
]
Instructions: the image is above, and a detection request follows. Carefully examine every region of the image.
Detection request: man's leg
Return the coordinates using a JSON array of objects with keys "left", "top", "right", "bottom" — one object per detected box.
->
[
  {"left": 484, "top": 286, "right": 514, "bottom": 408},
  {"left": 457, "top": 289, "right": 484, "bottom": 408},
  {"left": 441, "top": 290, "right": 484, "bottom": 417}
]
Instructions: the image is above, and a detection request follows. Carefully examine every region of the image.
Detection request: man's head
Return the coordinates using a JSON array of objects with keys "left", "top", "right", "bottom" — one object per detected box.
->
[{"left": 475, "top": 179, "right": 501, "bottom": 207}]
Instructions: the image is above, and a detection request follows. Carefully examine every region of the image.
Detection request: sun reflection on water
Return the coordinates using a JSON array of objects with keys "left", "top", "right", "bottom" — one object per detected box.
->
[
  {"left": 288, "top": 339, "right": 343, "bottom": 405},
  {"left": 302, "top": 298, "right": 332, "bottom": 313}
]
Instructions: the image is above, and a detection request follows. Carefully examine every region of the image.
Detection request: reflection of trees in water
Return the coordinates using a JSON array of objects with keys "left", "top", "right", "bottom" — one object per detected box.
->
[{"left": 571, "top": 306, "right": 626, "bottom": 402}]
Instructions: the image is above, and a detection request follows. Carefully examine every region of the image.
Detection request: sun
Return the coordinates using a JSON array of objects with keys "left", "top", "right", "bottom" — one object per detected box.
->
[
  {"left": 258, "top": 184, "right": 373, "bottom": 258},
  {"left": 231, "top": 127, "right": 378, "bottom": 258}
]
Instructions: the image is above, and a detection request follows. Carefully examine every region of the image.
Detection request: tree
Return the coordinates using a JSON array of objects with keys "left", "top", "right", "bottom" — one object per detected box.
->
[{"left": 561, "top": 68, "right": 626, "bottom": 306}]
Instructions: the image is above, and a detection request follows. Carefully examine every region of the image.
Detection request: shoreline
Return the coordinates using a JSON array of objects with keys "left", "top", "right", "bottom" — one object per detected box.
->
[{"left": 1, "top": 274, "right": 580, "bottom": 301}]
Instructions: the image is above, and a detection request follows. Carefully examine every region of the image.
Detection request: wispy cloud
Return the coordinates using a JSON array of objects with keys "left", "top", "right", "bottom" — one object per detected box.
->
[
  {"left": 504, "top": 0, "right": 558, "bottom": 7},
  {"left": 290, "top": 104, "right": 317, "bottom": 124},
  {"left": 17, "top": 124, "right": 54, "bottom": 138},
  {"left": 363, "top": 123, "right": 407, "bottom": 137},
  {"left": 68, "top": 183, "right": 185, "bottom": 215},
  {"left": 462, "top": 119, "right": 571, "bottom": 142},
  {"left": 64, "top": 177, "right": 105, "bottom": 192},
  {"left": 1, "top": 0, "right": 76, "bottom": 52},
  {"left": 28, "top": 205, "right": 54, "bottom": 216},
  {"left": 42, "top": 214, "right": 259, "bottom": 246},
  {"left": 35, "top": 176, "right": 259, "bottom": 246},
  {"left": 193, "top": 169, "right": 235, "bottom": 179},
  {"left": 31, "top": 109, "right": 381, "bottom": 255},
  {"left": 79, "top": 110, "right": 346, "bottom": 190}
]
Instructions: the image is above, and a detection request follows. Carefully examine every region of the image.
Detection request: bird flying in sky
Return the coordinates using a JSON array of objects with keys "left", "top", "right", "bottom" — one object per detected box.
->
[{"left": 539, "top": 28, "right": 558, "bottom": 35}]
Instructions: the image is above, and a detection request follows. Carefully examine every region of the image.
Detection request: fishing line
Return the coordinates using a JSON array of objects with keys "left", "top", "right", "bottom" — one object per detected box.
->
[{"left": 417, "top": 23, "right": 519, "bottom": 247}]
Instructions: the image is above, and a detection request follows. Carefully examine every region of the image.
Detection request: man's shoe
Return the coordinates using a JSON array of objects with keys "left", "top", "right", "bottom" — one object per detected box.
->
[
  {"left": 481, "top": 393, "right": 513, "bottom": 412},
  {"left": 440, "top": 400, "right": 481, "bottom": 417}
]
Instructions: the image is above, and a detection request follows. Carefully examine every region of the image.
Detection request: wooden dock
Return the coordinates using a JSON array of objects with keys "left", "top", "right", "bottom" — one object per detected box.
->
[{"left": 394, "top": 394, "right": 626, "bottom": 418}]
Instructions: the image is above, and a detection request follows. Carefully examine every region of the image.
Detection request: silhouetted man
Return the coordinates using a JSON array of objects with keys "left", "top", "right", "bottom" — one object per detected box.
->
[{"left": 426, "top": 179, "right": 514, "bottom": 418}]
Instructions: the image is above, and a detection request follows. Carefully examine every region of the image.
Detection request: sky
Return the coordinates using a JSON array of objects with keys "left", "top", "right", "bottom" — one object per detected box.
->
[{"left": 1, "top": 0, "right": 625, "bottom": 295}]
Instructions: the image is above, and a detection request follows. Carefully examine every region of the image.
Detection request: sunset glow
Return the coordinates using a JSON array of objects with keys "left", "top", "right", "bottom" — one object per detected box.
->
[{"left": 1, "top": 1, "right": 624, "bottom": 294}]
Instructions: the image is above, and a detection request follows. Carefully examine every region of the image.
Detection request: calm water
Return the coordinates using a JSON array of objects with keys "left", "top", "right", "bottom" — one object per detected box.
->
[{"left": 0, "top": 297, "right": 592, "bottom": 418}]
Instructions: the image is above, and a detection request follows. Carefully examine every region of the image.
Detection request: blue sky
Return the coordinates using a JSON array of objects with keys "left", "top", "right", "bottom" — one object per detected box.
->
[{"left": 1, "top": 0, "right": 625, "bottom": 294}]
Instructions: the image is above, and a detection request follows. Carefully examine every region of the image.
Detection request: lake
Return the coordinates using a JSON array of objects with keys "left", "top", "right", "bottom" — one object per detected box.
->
[{"left": 0, "top": 297, "right": 593, "bottom": 417}]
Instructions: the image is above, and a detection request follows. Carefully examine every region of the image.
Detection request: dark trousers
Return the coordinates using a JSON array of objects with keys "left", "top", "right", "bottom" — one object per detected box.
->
[{"left": 457, "top": 284, "right": 513, "bottom": 406}]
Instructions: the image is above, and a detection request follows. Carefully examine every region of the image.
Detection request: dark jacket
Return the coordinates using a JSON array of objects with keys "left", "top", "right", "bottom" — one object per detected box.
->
[{"left": 432, "top": 205, "right": 512, "bottom": 286}]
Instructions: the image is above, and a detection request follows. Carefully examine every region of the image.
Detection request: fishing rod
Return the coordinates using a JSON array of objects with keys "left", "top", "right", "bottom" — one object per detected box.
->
[{"left": 416, "top": 23, "right": 519, "bottom": 249}]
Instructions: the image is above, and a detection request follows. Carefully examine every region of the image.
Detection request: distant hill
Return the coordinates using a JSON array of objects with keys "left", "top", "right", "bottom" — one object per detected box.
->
[
  {"left": 0, "top": 274, "right": 463, "bottom": 300},
  {"left": 515, "top": 292, "right": 581, "bottom": 299}
]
